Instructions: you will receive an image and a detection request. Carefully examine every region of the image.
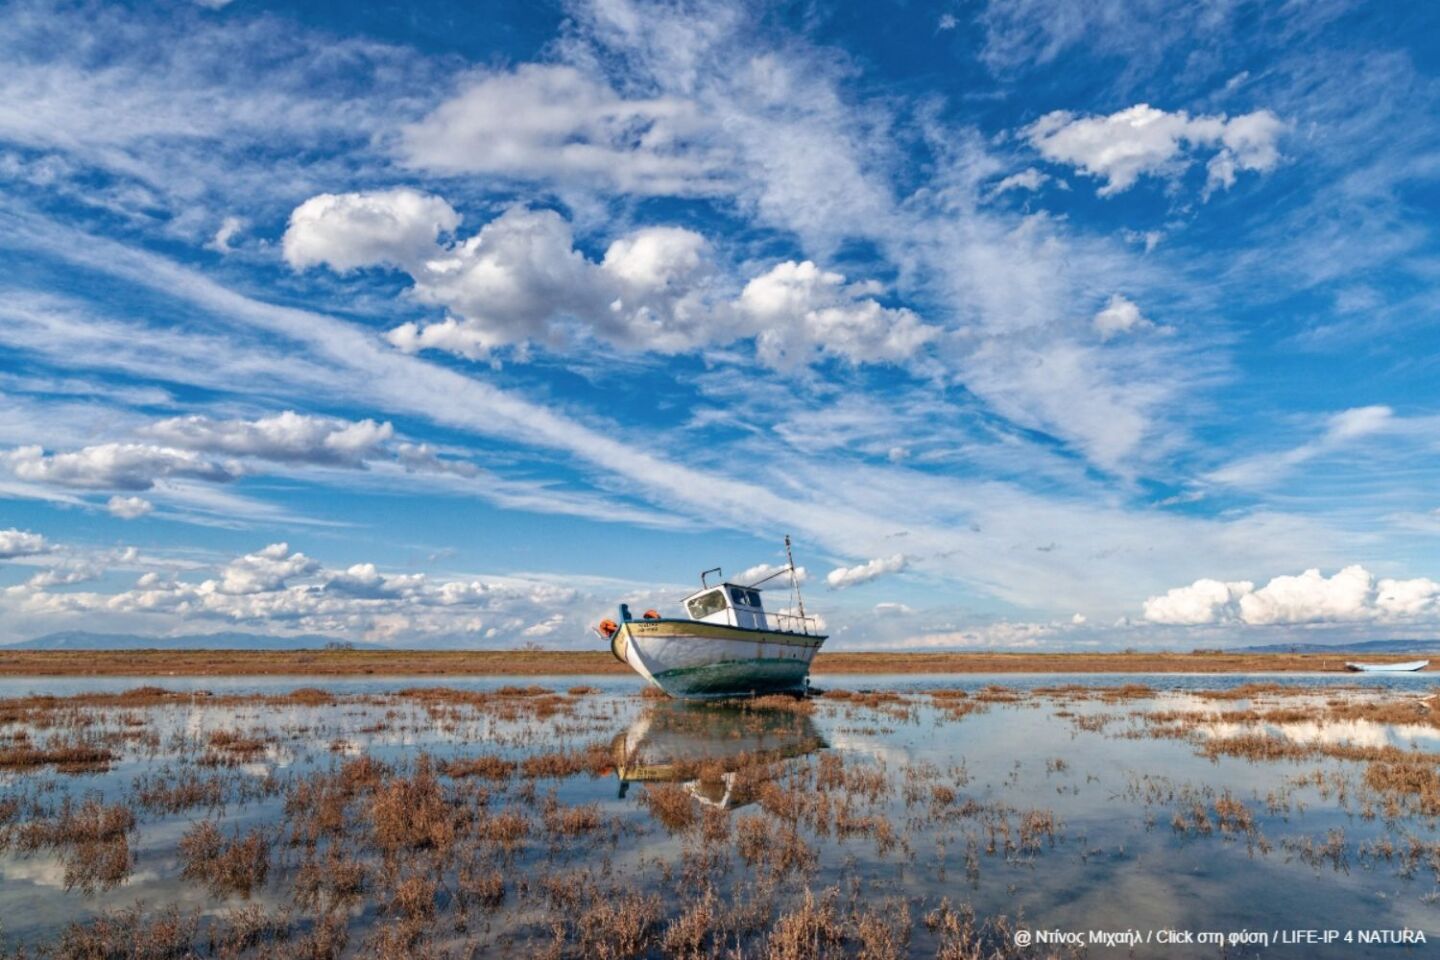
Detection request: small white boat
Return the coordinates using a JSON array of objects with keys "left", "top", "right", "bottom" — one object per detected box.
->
[
  {"left": 598, "top": 537, "right": 826, "bottom": 700},
  {"left": 1345, "top": 659, "right": 1429, "bottom": 673}
]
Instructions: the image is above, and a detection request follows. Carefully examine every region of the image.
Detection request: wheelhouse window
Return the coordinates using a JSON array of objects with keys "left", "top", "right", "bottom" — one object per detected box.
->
[
  {"left": 728, "top": 586, "right": 763, "bottom": 607},
  {"left": 687, "top": 589, "right": 728, "bottom": 620}
]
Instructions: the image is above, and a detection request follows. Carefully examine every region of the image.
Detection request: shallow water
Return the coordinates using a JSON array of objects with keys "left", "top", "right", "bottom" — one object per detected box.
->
[{"left": 1, "top": 673, "right": 1437, "bottom": 958}]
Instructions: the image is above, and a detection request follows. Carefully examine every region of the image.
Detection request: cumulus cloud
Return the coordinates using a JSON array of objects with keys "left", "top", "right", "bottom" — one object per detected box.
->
[
  {"left": 384, "top": 206, "right": 684, "bottom": 356},
  {"left": 16, "top": 566, "right": 99, "bottom": 590},
  {"left": 1143, "top": 577, "right": 1255, "bottom": 625},
  {"left": 145, "top": 411, "right": 394, "bottom": 467},
  {"left": 283, "top": 188, "right": 461, "bottom": 273},
  {"left": 322, "top": 563, "right": 425, "bottom": 599},
  {"left": 1144, "top": 565, "right": 1440, "bottom": 625},
  {"left": 287, "top": 191, "right": 934, "bottom": 369},
  {"left": 399, "top": 64, "right": 723, "bottom": 196},
  {"left": 1376, "top": 577, "right": 1440, "bottom": 617},
  {"left": 1026, "top": 104, "right": 1285, "bottom": 196},
  {"left": 292, "top": 202, "right": 719, "bottom": 358},
  {"left": 738, "top": 261, "right": 936, "bottom": 369},
  {"left": 521, "top": 613, "right": 567, "bottom": 637},
  {"left": 0, "top": 528, "right": 48, "bottom": 558},
  {"left": 1238, "top": 565, "right": 1375, "bottom": 625},
  {"left": 107, "top": 495, "right": 153, "bottom": 519},
  {"left": 826, "top": 554, "right": 907, "bottom": 589},
  {"left": 734, "top": 562, "right": 808, "bottom": 586},
  {"left": 1092, "top": 294, "right": 1155, "bottom": 341},
  {"left": 212, "top": 542, "right": 319, "bottom": 595},
  {"left": 1, "top": 443, "right": 235, "bottom": 490}
]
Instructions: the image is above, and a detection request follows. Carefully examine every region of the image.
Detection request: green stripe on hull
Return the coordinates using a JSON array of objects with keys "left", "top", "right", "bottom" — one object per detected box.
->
[{"left": 652, "top": 657, "right": 811, "bottom": 699}]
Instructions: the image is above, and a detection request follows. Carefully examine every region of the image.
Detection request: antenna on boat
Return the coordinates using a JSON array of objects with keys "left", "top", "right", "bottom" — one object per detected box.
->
[{"left": 785, "top": 534, "right": 807, "bottom": 626}]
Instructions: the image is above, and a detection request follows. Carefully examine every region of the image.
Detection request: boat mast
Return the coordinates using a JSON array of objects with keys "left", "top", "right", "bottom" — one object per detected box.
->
[{"left": 785, "top": 534, "right": 807, "bottom": 628}]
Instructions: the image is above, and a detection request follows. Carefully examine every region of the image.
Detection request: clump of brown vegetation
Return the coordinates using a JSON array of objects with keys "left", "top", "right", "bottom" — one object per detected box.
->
[
  {"left": 543, "top": 799, "right": 605, "bottom": 837},
  {"left": 0, "top": 738, "right": 114, "bottom": 773},
  {"left": 293, "top": 847, "right": 367, "bottom": 909},
  {"left": 973, "top": 685, "right": 1022, "bottom": 704},
  {"left": 179, "top": 820, "right": 271, "bottom": 897},
  {"left": 639, "top": 782, "right": 698, "bottom": 832},
  {"left": 204, "top": 729, "right": 271, "bottom": 764},
  {"left": 442, "top": 754, "right": 516, "bottom": 780},
  {"left": 1364, "top": 759, "right": 1440, "bottom": 815},
  {"left": 134, "top": 770, "right": 226, "bottom": 813},
  {"left": 520, "top": 744, "right": 612, "bottom": 779},
  {"left": 1214, "top": 791, "right": 1256, "bottom": 833},
  {"left": 369, "top": 756, "right": 460, "bottom": 856},
  {"left": 283, "top": 687, "right": 337, "bottom": 705},
  {"left": 924, "top": 899, "right": 1025, "bottom": 960},
  {"left": 1284, "top": 828, "right": 1350, "bottom": 873},
  {"left": 766, "top": 887, "right": 845, "bottom": 960},
  {"left": 389, "top": 871, "right": 439, "bottom": 921},
  {"left": 50, "top": 904, "right": 200, "bottom": 960},
  {"left": 1018, "top": 809, "right": 1058, "bottom": 851},
  {"left": 14, "top": 796, "right": 135, "bottom": 893},
  {"left": 458, "top": 865, "right": 505, "bottom": 908}
]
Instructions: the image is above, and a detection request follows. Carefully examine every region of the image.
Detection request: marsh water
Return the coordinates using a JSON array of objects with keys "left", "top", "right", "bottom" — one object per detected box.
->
[{"left": 1, "top": 673, "right": 1437, "bottom": 958}]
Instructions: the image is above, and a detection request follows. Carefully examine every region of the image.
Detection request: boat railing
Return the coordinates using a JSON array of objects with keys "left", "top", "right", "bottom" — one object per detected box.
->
[{"left": 769, "top": 611, "right": 821, "bottom": 635}]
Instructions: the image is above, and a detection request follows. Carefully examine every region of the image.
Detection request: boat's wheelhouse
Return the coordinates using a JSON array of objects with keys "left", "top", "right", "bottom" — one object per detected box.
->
[{"left": 683, "top": 583, "right": 768, "bottom": 630}]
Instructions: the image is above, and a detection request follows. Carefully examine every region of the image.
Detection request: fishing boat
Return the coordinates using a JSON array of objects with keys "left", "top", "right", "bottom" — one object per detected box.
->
[
  {"left": 1344, "top": 659, "right": 1429, "bottom": 672},
  {"left": 597, "top": 536, "right": 826, "bottom": 700}
]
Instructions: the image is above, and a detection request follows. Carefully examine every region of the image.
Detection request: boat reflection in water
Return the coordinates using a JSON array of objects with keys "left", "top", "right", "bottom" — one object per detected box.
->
[{"left": 612, "top": 701, "right": 826, "bottom": 808}]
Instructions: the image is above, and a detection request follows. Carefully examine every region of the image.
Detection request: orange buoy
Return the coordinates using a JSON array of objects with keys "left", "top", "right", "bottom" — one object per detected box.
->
[
  {"left": 598, "top": 618, "right": 619, "bottom": 638},
  {"left": 642, "top": 609, "right": 661, "bottom": 620}
]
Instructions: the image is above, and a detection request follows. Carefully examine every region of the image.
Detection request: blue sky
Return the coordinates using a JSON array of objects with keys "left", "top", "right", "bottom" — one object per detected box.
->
[{"left": 1, "top": 0, "right": 1438, "bottom": 649}]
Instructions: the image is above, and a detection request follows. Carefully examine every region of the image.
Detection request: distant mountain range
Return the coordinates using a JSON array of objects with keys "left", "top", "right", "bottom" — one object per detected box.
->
[{"left": 1232, "top": 638, "right": 1440, "bottom": 654}]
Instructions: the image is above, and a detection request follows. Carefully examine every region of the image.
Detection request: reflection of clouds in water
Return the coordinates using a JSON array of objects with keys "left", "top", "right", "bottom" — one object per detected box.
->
[
  {"left": 1196, "top": 719, "right": 1440, "bottom": 750},
  {"left": 1151, "top": 690, "right": 1440, "bottom": 751},
  {"left": 1146, "top": 693, "right": 1220, "bottom": 713},
  {"left": 263, "top": 742, "right": 295, "bottom": 767},
  {"left": 822, "top": 732, "right": 909, "bottom": 765},
  {"left": 238, "top": 740, "right": 295, "bottom": 777},
  {"left": 0, "top": 856, "right": 160, "bottom": 890},
  {"left": 1149, "top": 691, "right": 1375, "bottom": 714},
  {"left": 0, "top": 855, "right": 68, "bottom": 889}
]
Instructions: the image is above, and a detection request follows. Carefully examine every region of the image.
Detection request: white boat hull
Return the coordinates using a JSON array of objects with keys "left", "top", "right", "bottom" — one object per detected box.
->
[
  {"left": 613, "top": 619, "right": 825, "bottom": 699},
  {"left": 1345, "top": 659, "right": 1429, "bottom": 672}
]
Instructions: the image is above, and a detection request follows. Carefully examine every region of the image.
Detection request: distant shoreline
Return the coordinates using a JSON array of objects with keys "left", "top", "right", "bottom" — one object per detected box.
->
[{"left": 0, "top": 649, "right": 1433, "bottom": 676}]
